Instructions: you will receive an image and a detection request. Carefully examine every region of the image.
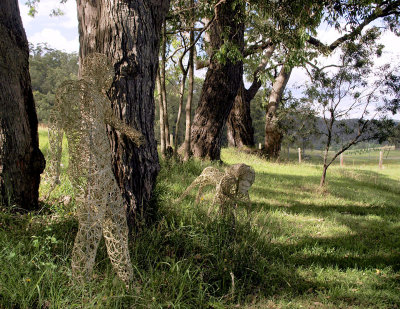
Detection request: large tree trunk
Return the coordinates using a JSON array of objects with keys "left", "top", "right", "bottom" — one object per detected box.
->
[
  {"left": 264, "top": 65, "right": 292, "bottom": 159},
  {"left": 190, "top": 0, "right": 244, "bottom": 160},
  {"left": 226, "top": 81, "right": 256, "bottom": 148},
  {"left": 226, "top": 45, "right": 275, "bottom": 148},
  {"left": 0, "top": 0, "right": 45, "bottom": 210},
  {"left": 76, "top": 0, "right": 169, "bottom": 226}
]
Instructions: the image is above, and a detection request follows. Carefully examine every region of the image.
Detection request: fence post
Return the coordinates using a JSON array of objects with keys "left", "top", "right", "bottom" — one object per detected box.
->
[
  {"left": 379, "top": 151, "right": 383, "bottom": 169},
  {"left": 298, "top": 148, "right": 302, "bottom": 163},
  {"left": 340, "top": 153, "right": 344, "bottom": 167},
  {"left": 258, "top": 143, "right": 262, "bottom": 150}
]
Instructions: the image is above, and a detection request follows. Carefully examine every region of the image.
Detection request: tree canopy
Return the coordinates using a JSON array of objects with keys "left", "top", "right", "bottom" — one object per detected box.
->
[{"left": 29, "top": 43, "right": 78, "bottom": 124}]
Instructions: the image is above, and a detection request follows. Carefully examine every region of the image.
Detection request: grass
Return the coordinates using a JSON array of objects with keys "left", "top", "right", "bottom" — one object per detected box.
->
[{"left": 0, "top": 128, "right": 399, "bottom": 308}]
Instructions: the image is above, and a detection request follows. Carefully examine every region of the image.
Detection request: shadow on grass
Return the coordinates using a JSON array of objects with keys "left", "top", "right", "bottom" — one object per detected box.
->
[
  {"left": 2, "top": 157, "right": 398, "bottom": 308},
  {"left": 251, "top": 169, "right": 400, "bottom": 210},
  {"left": 135, "top": 202, "right": 400, "bottom": 307},
  {"left": 159, "top": 162, "right": 400, "bottom": 306}
]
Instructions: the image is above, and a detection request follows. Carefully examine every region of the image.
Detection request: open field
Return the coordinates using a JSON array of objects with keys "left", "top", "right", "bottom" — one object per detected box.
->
[{"left": 0, "top": 128, "right": 399, "bottom": 308}]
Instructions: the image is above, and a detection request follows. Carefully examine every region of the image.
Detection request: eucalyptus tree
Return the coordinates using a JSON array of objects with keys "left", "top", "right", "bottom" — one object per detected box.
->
[
  {"left": 226, "top": 45, "right": 275, "bottom": 148},
  {"left": 266, "top": 0, "right": 400, "bottom": 159},
  {"left": 189, "top": 0, "right": 245, "bottom": 160},
  {"left": 76, "top": 0, "right": 170, "bottom": 226},
  {"left": 389, "top": 123, "right": 400, "bottom": 148},
  {"left": 24, "top": 0, "right": 170, "bottom": 224},
  {"left": 0, "top": 0, "right": 45, "bottom": 210},
  {"left": 226, "top": 1, "right": 323, "bottom": 151},
  {"left": 227, "top": 0, "right": 400, "bottom": 159},
  {"left": 189, "top": 0, "right": 324, "bottom": 160}
]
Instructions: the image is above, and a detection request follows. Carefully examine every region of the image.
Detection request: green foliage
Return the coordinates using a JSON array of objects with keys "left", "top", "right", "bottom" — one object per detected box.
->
[
  {"left": 25, "top": 0, "right": 68, "bottom": 17},
  {"left": 325, "top": 0, "right": 400, "bottom": 33},
  {"left": 38, "top": 128, "right": 74, "bottom": 209},
  {"left": 248, "top": 89, "right": 320, "bottom": 149},
  {"left": 29, "top": 44, "right": 78, "bottom": 124},
  {"left": 214, "top": 41, "right": 243, "bottom": 65},
  {"left": 278, "top": 93, "right": 320, "bottom": 151},
  {"left": 249, "top": 92, "right": 266, "bottom": 145},
  {"left": 25, "top": 0, "right": 40, "bottom": 17},
  {"left": 386, "top": 122, "right": 400, "bottom": 147},
  {"left": 382, "top": 69, "right": 400, "bottom": 114}
]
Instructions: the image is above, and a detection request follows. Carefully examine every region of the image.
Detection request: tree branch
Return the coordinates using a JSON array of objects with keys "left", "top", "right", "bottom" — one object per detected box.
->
[
  {"left": 243, "top": 40, "right": 274, "bottom": 58},
  {"left": 244, "top": 45, "right": 275, "bottom": 101},
  {"left": 308, "top": 1, "right": 400, "bottom": 52}
]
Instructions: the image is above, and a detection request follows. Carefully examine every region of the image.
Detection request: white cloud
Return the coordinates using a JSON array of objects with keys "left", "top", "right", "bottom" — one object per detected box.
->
[
  {"left": 29, "top": 28, "right": 79, "bottom": 53},
  {"left": 18, "top": 0, "right": 78, "bottom": 35},
  {"left": 17, "top": 0, "right": 79, "bottom": 53}
]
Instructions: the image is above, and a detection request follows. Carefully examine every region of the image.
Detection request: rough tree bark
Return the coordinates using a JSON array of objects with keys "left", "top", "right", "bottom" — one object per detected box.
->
[
  {"left": 227, "top": 45, "right": 275, "bottom": 148},
  {"left": 76, "top": 0, "right": 169, "bottom": 225},
  {"left": 264, "top": 65, "right": 292, "bottom": 159},
  {"left": 190, "top": 0, "right": 244, "bottom": 160},
  {"left": 0, "top": 0, "right": 45, "bottom": 210},
  {"left": 226, "top": 81, "right": 255, "bottom": 147},
  {"left": 226, "top": 76, "right": 263, "bottom": 150}
]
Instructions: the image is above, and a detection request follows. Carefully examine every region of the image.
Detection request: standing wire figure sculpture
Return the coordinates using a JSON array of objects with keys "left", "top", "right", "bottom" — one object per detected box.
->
[{"left": 47, "top": 53, "right": 144, "bottom": 284}]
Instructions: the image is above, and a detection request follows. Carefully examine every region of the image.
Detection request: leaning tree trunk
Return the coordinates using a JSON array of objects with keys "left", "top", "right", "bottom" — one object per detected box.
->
[
  {"left": 0, "top": 0, "right": 45, "bottom": 210},
  {"left": 190, "top": 0, "right": 244, "bottom": 160},
  {"left": 226, "top": 81, "right": 256, "bottom": 148},
  {"left": 76, "top": 0, "right": 169, "bottom": 226},
  {"left": 226, "top": 45, "right": 275, "bottom": 148},
  {"left": 264, "top": 65, "right": 292, "bottom": 159}
]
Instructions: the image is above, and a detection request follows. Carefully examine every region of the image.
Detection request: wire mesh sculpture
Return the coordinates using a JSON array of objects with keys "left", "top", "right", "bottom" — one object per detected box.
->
[
  {"left": 176, "top": 163, "right": 255, "bottom": 214},
  {"left": 47, "top": 53, "right": 144, "bottom": 284}
]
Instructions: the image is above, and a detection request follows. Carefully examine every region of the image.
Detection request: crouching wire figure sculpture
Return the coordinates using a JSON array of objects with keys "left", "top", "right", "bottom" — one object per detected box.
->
[
  {"left": 47, "top": 53, "right": 144, "bottom": 284},
  {"left": 175, "top": 163, "right": 255, "bottom": 214}
]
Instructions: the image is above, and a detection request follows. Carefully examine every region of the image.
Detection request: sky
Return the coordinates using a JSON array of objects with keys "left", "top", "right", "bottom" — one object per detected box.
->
[
  {"left": 18, "top": 0, "right": 400, "bottom": 120},
  {"left": 19, "top": 0, "right": 79, "bottom": 53}
]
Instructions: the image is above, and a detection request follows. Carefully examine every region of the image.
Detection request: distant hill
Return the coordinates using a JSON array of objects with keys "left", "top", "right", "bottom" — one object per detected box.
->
[{"left": 312, "top": 118, "right": 399, "bottom": 150}]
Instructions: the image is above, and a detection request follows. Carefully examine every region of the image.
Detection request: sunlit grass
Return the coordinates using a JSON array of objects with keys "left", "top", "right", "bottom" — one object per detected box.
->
[{"left": 0, "top": 130, "right": 399, "bottom": 308}]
